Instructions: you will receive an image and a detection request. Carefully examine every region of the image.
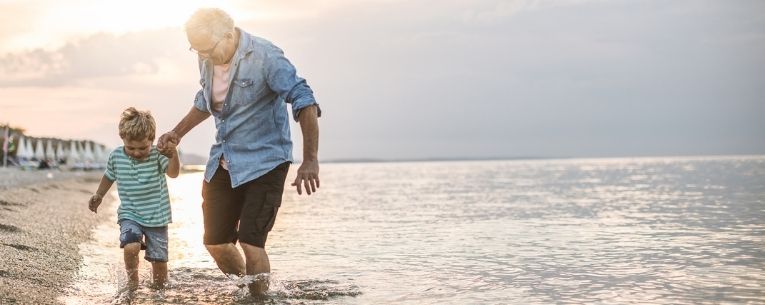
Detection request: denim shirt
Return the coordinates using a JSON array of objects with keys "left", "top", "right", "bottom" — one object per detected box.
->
[{"left": 193, "top": 28, "right": 321, "bottom": 187}]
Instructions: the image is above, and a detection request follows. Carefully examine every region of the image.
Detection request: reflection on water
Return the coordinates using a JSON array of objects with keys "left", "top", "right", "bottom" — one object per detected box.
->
[
  {"left": 61, "top": 173, "right": 360, "bottom": 305},
  {"left": 62, "top": 156, "right": 765, "bottom": 304}
]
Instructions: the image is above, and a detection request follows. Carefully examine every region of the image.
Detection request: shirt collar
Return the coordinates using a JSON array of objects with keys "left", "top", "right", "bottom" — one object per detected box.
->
[{"left": 232, "top": 27, "right": 254, "bottom": 61}]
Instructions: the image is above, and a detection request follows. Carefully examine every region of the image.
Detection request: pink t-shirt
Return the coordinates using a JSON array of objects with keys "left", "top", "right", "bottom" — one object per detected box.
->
[
  {"left": 213, "top": 63, "right": 231, "bottom": 170},
  {"left": 211, "top": 63, "right": 231, "bottom": 113}
]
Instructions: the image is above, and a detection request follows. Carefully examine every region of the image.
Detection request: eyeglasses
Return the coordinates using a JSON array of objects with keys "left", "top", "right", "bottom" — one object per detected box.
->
[{"left": 189, "top": 37, "right": 223, "bottom": 56}]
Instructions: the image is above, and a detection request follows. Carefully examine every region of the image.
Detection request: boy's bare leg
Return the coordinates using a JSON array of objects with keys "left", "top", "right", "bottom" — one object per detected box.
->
[
  {"left": 205, "top": 243, "right": 246, "bottom": 276},
  {"left": 241, "top": 242, "right": 270, "bottom": 296},
  {"left": 151, "top": 262, "right": 168, "bottom": 288},
  {"left": 123, "top": 242, "right": 141, "bottom": 288}
]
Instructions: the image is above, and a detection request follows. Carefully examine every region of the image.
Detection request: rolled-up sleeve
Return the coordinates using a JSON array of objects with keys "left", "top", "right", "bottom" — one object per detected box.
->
[
  {"left": 193, "top": 59, "right": 210, "bottom": 113},
  {"left": 264, "top": 46, "right": 321, "bottom": 121},
  {"left": 193, "top": 89, "right": 209, "bottom": 113}
]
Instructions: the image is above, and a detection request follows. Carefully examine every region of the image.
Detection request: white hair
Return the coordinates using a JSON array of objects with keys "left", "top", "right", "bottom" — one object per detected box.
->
[{"left": 185, "top": 8, "right": 235, "bottom": 40}]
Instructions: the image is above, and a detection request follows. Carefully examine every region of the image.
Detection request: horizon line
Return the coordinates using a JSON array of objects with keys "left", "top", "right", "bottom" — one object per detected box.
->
[
  {"left": 315, "top": 153, "right": 765, "bottom": 164},
  {"left": 176, "top": 153, "right": 765, "bottom": 167}
]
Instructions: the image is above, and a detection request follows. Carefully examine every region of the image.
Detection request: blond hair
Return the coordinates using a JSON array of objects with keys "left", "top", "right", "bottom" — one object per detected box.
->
[
  {"left": 118, "top": 107, "right": 156, "bottom": 141},
  {"left": 185, "top": 8, "right": 234, "bottom": 41}
]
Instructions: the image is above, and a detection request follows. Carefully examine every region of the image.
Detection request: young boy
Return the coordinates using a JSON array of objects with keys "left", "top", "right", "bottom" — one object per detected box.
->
[{"left": 88, "top": 107, "right": 180, "bottom": 288}]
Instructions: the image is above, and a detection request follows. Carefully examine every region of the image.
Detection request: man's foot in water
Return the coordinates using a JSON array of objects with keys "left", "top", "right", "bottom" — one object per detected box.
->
[{"left": 248, "top": 273, "right": 270, "bottom": 297}]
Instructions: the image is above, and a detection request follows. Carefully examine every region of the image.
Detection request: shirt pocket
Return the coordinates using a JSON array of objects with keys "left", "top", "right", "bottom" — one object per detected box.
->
[
  {"left": 257, "top": 191, "right": 282, "bottom": 232},
  {"left": 233, "top": 78, "right": 257, "bottom": 104},
  {"left": 233, "top": 77, "right": 268, "bottom": 104}
]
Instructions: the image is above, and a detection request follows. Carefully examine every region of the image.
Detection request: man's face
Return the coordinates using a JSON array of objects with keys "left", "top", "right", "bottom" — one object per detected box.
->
[
  {"left": 188, "top": 32, "right": 234, "bottom": 65},
  {"left": 122, "top": 137, "right": 153, "bottom": 161}
]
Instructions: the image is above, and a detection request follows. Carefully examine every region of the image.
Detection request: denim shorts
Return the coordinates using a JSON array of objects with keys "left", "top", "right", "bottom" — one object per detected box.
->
[{"left": 118, "top": 219, "right": 169, "bottom": 263}]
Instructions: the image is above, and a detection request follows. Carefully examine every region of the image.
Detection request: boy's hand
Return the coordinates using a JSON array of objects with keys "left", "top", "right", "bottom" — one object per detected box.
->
[
  {"left": 160, "top": 146, "right": 177, "bottom": 158},
  {"left": 159, "top": 140, "right": 178, "bottom": 158},
  {"left": 164, "top": 139, "right": 178, "bottom": 150},
  {"left": 158, "top": 131, "right": 179, "bottom": 156},
  {"left": 89, "top": 194, "right": 103, "bottom": 213}
]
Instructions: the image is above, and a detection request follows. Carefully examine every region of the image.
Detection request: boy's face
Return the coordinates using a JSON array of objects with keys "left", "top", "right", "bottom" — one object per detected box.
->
[{"left": 122, "top": 138, "right": 153, "bottom": 161}]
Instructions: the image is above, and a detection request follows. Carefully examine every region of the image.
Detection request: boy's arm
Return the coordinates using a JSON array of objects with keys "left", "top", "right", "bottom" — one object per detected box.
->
[
  {"left": 89, "top": 175, "right": 114, "bottom": 213},
  {"left": 166, "top": 148, "right": 181, "bottom": 178}
]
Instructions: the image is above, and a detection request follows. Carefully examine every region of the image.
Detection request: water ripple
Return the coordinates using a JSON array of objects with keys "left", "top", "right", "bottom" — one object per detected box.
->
[{"left": 63, "top": 156, "right": 765, "bottom": 304}]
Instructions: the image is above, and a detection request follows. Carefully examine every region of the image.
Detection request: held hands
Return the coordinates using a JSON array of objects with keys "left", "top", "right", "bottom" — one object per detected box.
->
[
  {"left": 158, "top": 131, "right": 180, "bottom": 157},
  {"left": 291, "top": 159, "right": 320, "bottom": 195},
  {"left": 88, "top": 193, "right": 103, "bottom": 213},
  {"left": 162, "top": 142, "right": 178, "bottom": 158}
]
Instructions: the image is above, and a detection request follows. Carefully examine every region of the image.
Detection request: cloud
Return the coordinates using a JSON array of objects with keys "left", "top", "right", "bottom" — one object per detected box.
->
[
  {"left": 1, "top": 0, "right": 763, "bottom": 159},
  {"left": 0, "top": 28, "right": 188, "bottom": 87},
  {"left": 243, "top": 0, "right": 765, "bottom": 158}
]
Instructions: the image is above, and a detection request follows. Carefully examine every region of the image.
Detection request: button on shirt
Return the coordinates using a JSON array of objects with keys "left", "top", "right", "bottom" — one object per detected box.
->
[
  {"left": 193, "top": 28, "right": 321, "bottom": 187},
  {"left": 212, "top": 63, "right": 231, "bottom": 170}
]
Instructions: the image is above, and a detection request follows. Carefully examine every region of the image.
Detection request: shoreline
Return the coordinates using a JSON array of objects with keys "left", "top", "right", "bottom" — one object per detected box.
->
[{"left": 0, "top": 169, "right": 113, "bottom": 304}]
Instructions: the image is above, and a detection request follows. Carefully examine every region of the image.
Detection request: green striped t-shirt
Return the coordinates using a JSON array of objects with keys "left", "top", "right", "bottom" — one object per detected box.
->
[{"left": 105, "top": 146, "right": 171, "bottom": 227}]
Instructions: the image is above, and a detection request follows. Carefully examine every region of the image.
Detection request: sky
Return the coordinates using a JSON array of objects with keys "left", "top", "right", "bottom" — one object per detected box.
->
[{"left": 0, "top": 0, "right": 763, "bottom": 161}]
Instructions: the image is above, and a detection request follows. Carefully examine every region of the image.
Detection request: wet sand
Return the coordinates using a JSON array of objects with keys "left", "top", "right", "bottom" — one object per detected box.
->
[{"left": 0, "top": 168, "right": 112, "bottom": 304}]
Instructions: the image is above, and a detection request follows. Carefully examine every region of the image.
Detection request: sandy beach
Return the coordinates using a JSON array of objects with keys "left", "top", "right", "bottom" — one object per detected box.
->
[{"left": 0, "top": 168, "right": 112, "bottom": 304}]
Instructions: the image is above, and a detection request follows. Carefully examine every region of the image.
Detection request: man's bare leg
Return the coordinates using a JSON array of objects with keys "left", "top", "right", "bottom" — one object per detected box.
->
[
  {"left": 151, "top": 262, "right": 168, "bottom": 288},
  {"left": 123, "top": 242, "right": 141, "bottom": 288},
  {"left": 241, "top": 242, "right": 270, "bottom": 296},
  {"left": 206, "top": 243, "right": 246, "bottom": 276}
]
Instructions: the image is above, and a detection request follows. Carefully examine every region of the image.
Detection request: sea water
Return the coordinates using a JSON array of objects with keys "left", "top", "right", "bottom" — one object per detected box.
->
[{"left": 61, "top": 156, "right": 765, "bottom": 304}]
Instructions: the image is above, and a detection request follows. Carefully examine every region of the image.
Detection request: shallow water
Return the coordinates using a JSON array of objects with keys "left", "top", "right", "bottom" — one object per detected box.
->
[{"left": 62, "top": 156, "right": 765, "bottom": 304}]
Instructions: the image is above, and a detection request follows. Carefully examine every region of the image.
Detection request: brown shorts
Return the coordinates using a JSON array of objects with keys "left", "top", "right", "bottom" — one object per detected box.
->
[{"left": 201, "top": 162, "right": 290, "bottom": 248}]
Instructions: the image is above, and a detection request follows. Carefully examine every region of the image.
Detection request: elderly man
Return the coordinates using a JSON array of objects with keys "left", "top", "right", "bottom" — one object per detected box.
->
[{"left": 157, "top": 8, "right": 320, "bottom": 295}]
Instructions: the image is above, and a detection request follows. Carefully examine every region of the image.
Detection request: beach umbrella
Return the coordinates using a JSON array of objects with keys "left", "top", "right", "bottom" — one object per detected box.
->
[
  {"left": 82, "top": 141, "right": 95, "bottom": 163},
  {"left": 55, "top": 141, "right": 65, "bottom": 161},
  {"left": 45, "top": 140, "right": 56, "bottom": 161},
  {"left": 34, "top": 139, "right": 45, "bottom": 160},
  {"left": 17, "top": 138, "right": 22, "bottom": 157},
  {"left": 24, "top": 137, "right": 34, "bottom": 160},
  {"left": 77, "top": 141, "right": 85, "bottom": 165},
  {"left": 20, "top": 139, "right": 29, "bottom": 162},
  {"left": 27, "top": 139, "right": 35, "bottom": 159},
  {"left": 96, "top": 144, "right": 109, "bottom": 168},
  {"left": 76, "top": 141, "right": 84, "bottom": 161},
  {"left": 96, "top": 144, "right": 109, "bottom": 164},
  {"left": 91, "top": 144, "right": 101, "bottom": 168},
  {"left": 16, "top": 137, "right": 26, "bottom": 159},
  {"left": 95, "top": 144, "right": 103, "bottom": 159},
  {"left": 62, "top": 142, "right": 70, "bottom": 159},
  {"left": 68, "top": 140, "right": 80, "bottom": 164}
]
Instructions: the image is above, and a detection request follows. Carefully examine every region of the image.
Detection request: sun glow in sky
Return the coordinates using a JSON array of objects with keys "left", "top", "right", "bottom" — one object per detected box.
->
[
  {"left": 0, "top": 0, "right": 330, "bottom": 157},
  {"left": 1, "top": 0, "right": 337, "bottom": 53},
  {"left": 1, "top": 0, "right": 764, "bottom": 160},
  {"left": 2, "top": 0, "right": 250, "bottom": 52}
]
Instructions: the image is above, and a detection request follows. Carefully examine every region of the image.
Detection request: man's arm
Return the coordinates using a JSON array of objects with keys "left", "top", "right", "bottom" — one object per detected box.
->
[
  {"left": 263, "top": 45, "right": 321, "bottom": 194},
  {"left": 291, "top": 105, "right": 320, "bottom": 195},
  {"left": 158, "top": 106, "right": 210, "bottom": 153}
]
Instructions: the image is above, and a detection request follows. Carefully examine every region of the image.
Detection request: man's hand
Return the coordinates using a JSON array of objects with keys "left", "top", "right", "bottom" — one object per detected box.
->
[
  {"left": 163, "top": 139, "right": 178, "bottom": 154},
  {"left": 89, "top": 194, "right": 103, "bottom": 213},
  {"left": 291, "top": 159, "right": 320, "bottom": 195},
  {"left": 157, "top": 131, "right": 180, "bottom": 157}
]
